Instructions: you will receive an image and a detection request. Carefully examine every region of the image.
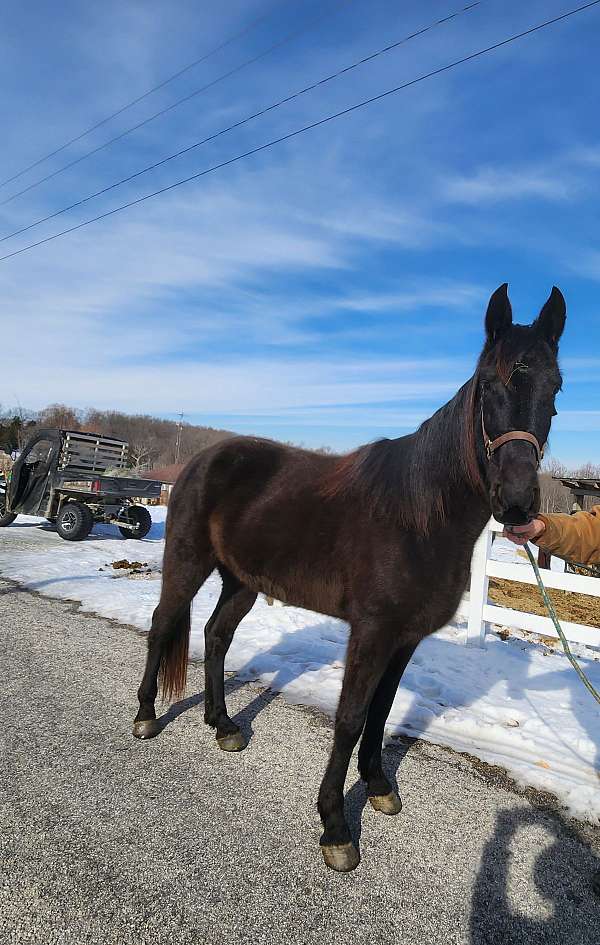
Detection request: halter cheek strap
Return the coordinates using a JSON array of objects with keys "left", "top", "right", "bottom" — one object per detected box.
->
[{"left": 481, "top": 407, "right": 544, "bottom": 467}]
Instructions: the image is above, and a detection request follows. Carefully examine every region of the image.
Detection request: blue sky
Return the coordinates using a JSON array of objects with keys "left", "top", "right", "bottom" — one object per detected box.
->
[{"left": 1, "top": 0, "right": 599, "bottom": 464}]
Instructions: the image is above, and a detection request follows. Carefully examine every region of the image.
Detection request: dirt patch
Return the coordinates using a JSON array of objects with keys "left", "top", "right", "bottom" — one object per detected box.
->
[
  {"left": 95, "top": 559, "right": 159, "bottom": 579},
  {"left": 488, "top": 577, "right": 600, "bottom": 629},
  {"left": 110, "top": 559, "right": 148, "bottom": 570}
]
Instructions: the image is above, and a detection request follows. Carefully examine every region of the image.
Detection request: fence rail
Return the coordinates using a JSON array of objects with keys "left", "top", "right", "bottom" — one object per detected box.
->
[{"left": 457, "top": 519, "right": 600, "bottom": 649}]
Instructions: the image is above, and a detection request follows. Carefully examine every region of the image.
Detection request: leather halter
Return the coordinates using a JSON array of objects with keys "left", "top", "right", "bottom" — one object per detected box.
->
[{"left": 481, "top": 406, "right": 544, "bottom": 467}]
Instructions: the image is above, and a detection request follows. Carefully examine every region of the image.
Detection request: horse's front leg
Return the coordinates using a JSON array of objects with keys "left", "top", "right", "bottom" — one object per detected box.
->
[
  {"left": 357, "top": 640, "right": 419, "bottom": 813},
  {"left": 317, "top": 617, "right": 396, "bottom": 872}
]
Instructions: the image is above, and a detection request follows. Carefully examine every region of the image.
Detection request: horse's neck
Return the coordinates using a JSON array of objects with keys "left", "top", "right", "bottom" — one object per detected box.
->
[
  {"left": 443, "top": 479, "right": 491, "bottom": 537},
  {"left": 403, "top": 382, "right": 491, "bottom": 540}
]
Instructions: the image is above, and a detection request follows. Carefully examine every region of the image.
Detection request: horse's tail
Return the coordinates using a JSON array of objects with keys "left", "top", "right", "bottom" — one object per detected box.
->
[{"left": 158, "top": 604, "right": 191, "bottom": 702}]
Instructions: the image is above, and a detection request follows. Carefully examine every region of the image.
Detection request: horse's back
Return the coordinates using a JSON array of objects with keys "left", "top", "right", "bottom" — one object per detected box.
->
[{"left": 182, "top": 435, "right": 332, "bottom": 501}]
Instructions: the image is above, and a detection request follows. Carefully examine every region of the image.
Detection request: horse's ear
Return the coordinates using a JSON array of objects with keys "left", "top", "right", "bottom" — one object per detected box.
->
[
  {"left": 485, "top": 283, "right": 512, "bottom": 344},
  {"left": 535, "top": 286, "right": 566, "bottom": 347}
]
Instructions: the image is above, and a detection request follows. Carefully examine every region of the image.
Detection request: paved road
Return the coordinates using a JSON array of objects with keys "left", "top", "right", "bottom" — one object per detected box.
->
[{"left": 1, "top": 577, "right": 599, "bottom": 945}]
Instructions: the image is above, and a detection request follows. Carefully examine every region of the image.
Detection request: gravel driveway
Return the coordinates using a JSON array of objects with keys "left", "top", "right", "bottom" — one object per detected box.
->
[{"left": 1, "top": 577, "right": 599, "bottom": 944}]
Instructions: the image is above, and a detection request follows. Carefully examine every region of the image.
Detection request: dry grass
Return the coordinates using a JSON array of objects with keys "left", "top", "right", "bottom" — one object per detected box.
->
[{"left": 488, "top": 577, "right": 600, "bottom": 629}]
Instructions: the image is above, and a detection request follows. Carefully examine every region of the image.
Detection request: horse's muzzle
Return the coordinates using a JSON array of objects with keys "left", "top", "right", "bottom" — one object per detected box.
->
[
  {"left": 490, "top": 479, "right": 540, "bottom": 526},
  {"left": 494, "top": 505, "right": 535, "bottom": 526}
]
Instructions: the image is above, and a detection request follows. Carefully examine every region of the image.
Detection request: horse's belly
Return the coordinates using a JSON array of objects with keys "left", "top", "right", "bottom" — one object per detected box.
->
[
  {"left": 225, "top": 557, "right": 346, "bottom": 618},
  {"left": 209, "top": 517, "right": 346, "bottom": 618}
]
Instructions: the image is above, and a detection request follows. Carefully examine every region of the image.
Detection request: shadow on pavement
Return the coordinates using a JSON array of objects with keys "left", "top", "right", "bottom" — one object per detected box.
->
[
  {"left": 470, "top": 805, "right": 600, "bottom": 944},
  {"left": 154, "top": 670, "right": 282, "bottom": 741},
  {"left": 343, "top": 735, "right": 415, "bottom": 849}
]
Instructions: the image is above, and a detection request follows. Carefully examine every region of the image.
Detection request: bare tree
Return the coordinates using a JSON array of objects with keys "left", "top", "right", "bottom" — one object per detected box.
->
[
  {"left": 0, "top": 403, "right": 36, "bottom": 453},
  {"left": 37, "top": 403, "right": 81, "bottom": 430},
  {"left": 128, "top": 439, "right": 159, "bottom": 471},
  {"left": 575, "top": 461, "right": 600, "bottom": 479},
  {"left": 80, "top": 406, "right": 233, "bottom": 467},
  {"left": 538, "top": 457, "right": 571, "bottom": 513}
]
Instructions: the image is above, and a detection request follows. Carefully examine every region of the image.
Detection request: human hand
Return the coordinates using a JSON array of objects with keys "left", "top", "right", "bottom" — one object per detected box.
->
[{"left": 503, "top": 519, "right": 546, "bottom": 546}]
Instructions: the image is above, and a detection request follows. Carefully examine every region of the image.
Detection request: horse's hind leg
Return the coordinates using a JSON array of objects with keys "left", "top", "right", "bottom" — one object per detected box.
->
[
  {"left": 357, "top": 640, "right": 418, "bottom": 814},
  {"left": 203, "top": 567, "right": 257, "bottom": 751},
  {"left": 133, "top": 536, "right": 215, "bottom": 739}
]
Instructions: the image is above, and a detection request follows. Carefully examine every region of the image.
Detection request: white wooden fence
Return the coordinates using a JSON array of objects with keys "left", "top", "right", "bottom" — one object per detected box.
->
[{"left": 457, "top": 519, "right": 600, "bottom": 648}]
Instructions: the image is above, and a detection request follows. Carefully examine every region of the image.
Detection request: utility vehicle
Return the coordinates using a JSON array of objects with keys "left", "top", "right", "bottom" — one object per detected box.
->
[{"left": 0, "top": 429, "right": 160, "bottom": 541}]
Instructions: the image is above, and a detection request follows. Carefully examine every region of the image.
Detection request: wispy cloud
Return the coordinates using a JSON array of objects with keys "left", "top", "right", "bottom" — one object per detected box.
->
[
  {"left": 302, "top": 205, "right": 451, "bottom": 247},
  {"left": 442, "top": 166, "right": 575, "bottom": 205},
  {"left": 568, "top": 145, "right": 600, "bottom": 168},
  {"left": 328, "top": 283, "right": 483, "bottom": 313},
  {"left": 2, "top": 0, "right": 599, "bottom": 461},
  {"left": 204, "top": 404, "right": 431, "bottom": 431},
  {"left": 567, "top": 249, "right": 600, "bottom": 283},
  {"left": 0, "top": 168, "right": 484, "bottom": 360},
  {"left": 560, "top": 357, "right": 600, "bottom": 382},
  {"left": 554, "top": 411, "right": 600, "bottom": 433},
  {"left": 3, "top": 353, "right": 465, "bottom": 417}
]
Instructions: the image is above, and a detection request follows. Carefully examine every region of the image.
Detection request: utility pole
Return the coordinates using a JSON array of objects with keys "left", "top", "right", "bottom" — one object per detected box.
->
[{"left": 174, "top": 412, "right": 184, "bottom": 463}]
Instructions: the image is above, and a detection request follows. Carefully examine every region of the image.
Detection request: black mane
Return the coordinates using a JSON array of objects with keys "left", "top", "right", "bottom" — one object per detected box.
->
[{"left": 321, "top": 376, "right": 486, "bottom": 533}]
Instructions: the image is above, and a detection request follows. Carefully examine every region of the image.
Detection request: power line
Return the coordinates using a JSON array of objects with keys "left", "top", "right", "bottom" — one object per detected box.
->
[
  {"left": 0, "top": 0, "right": 354, "bottom": 207},
  {"left": 2, "top": 0, "right": 598, "bottom": 265},
  {"left": 0, "top": 4, "right": 280, "bottom": 191},
  {"left": 0, "top": 2, "right": 481, "bottom": 244}
]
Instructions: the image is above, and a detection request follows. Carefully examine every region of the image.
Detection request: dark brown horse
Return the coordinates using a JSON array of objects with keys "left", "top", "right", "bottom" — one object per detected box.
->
[{"left": 133, "top": 284, "right": 566, "bottom": 872}]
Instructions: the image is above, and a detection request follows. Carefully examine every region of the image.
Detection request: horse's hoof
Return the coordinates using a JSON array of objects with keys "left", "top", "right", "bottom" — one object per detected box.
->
[
  {"left": 132, "top": 720, "right": 160, "bottom": 740},
  {"left": 321, "top": 842, "right": 360, "bottom": 873},
  {"left": 216, "top": 731, "right": 246, "bottom": 752},
  {"left": 369, "top": 791, "right": 402, "bottom": 815}
]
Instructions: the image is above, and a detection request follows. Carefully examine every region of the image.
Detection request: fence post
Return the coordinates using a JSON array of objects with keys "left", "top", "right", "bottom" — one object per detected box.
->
[{"left": 466, "top": 521, "right": 493, "bottom": 647}]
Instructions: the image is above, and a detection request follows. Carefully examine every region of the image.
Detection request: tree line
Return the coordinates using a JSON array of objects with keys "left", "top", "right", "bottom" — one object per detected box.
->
[
  {"left": 538, "top": 458, "right": 600, "bottom": 513},
  {"left": 0, "top": 403, "right": 234, "bottom": 470},
  {"left": 0, "top": 403, "right": 598, "bottom": 501}
]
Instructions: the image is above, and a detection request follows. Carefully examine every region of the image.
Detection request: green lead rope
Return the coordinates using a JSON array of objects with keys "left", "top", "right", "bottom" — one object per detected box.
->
[{"left": 524, "top": 543, "right": 600, "bottom": 706}]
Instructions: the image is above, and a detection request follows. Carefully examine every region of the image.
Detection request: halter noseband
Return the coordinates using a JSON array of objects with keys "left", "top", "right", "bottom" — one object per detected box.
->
[{"left": 480, "top": 405, "right": 544, "bottom": 467}]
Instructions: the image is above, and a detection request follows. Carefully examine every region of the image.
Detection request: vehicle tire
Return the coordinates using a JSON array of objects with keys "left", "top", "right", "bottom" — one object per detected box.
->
[
  {"left": 118, "top": 505, "right": 152, "bottom": 540},
  {"left": 0, "top": 494, "right": 17, "bottom": 527},
  {"left": 56, "top": 502, "right": 94, "bottom": 541}
]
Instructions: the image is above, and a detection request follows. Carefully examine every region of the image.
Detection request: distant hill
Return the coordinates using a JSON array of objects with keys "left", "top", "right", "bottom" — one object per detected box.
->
[{"left": 0, "top": 402, "right": 234, "bottom": 468}]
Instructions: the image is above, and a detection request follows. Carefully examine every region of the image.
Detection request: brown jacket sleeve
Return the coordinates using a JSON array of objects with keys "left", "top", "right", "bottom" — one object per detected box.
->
[{"left": 536, "top": 505, "right": 600, "bottom": 565}]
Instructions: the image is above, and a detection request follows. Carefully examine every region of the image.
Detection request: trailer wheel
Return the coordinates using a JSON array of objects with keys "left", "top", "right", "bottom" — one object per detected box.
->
[
  {"left": 0, "top": 495, "right": 17, "bottom": 527},
  {"left": 56, "top": 502, "right": 94, "bottom": 541},
  {"left": 118, "top": 505, "right": 152, "bottom": 540}
]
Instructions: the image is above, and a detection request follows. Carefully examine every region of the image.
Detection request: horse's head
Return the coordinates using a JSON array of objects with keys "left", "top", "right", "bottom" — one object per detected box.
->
[{"left": 478, "top": 283, "right": 566, "bottom": 526}]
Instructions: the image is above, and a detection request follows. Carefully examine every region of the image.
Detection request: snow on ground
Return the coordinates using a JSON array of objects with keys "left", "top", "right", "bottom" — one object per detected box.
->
[{"left": 1, "top": 510, "right": 599, "bottom": 823}]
